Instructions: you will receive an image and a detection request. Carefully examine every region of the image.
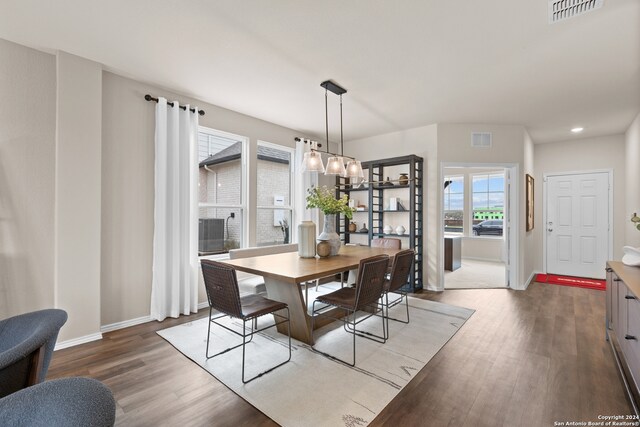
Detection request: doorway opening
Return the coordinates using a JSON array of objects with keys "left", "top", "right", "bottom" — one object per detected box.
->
[{"left": 440, "top": 163, "right": 519, "bottom": 290}]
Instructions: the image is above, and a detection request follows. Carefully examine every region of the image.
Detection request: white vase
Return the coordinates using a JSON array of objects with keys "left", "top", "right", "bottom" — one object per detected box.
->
[
  {"left": 383, "top": 225, "right": 393, "bottom": 235},
  {"left": 396, "top": 225, "right": 406, "bottom": 235},
  {"left": 298, "top": 221, "right": 316, "bottom": 258},
  {"left": 622, "top": 246, "right": 640, "bottom": 266},
  {"left": 318, "top": 214, "right": 340, "bottom": 256}
]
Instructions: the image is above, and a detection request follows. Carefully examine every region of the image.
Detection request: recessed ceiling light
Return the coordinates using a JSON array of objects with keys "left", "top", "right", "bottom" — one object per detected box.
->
[{"left": 571, "top": 127, "right": 584, "bottom": 133}]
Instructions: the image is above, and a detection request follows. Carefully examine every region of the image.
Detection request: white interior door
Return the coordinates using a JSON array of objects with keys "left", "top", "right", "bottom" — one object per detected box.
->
[{"left": 546, "top": 172, "right": 609, "bottom": 279}]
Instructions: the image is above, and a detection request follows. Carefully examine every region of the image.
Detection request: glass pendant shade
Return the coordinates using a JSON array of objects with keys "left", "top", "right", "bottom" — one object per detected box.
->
[
  {"left": 345, "top": 160, "right": 364, "bottom": 179},
  {"left": 324, "top": 156, "right": 346, "bottom": 176},
  {"left": 301, "top": 151, "right": 325, "bottom": 173}
]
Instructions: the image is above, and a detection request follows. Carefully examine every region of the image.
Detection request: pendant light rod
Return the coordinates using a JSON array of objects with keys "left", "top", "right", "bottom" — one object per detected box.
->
[
  {"left": 325, "top": 87, "right": 329, "bottom": 154},
  {"left": 340, "top": 94, "right": 344, "bottom": 156}
]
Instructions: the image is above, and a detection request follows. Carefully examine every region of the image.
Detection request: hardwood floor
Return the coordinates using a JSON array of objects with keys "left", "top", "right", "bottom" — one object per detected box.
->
[{"left": 48, "top": 282, "right": 632, "bottom": 426}]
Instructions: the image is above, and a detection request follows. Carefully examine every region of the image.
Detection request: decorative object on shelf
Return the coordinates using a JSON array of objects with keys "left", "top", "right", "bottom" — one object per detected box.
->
[
  {"left": 306, "top": 186, "right": 354, "bottom": 256},
  {"left": 397, "top": 200, "right": 407, "bottom": 211},
  {"left": 316, "top": 240, "right": 331, "bottom": 257},
  {"left": 348, "top": 199, "right": 356, "bottom": 209},
  {"left": 383, "top": 225, "right": 393, "bottom": 235},
  {"left": 398, "top": 173, "right": 409, "bottom": 185},
  {"left": 356, "top": 204, "right": 367, "bottom": 211},
  {"left": 622, "top": 246, "right": 640, "bottom": 267},
  {"left": 348, "top": 221, "right": 357, "bottom": 232},
  {"left": 359, "top": 223, "right": 368, "bottom": 233},
  {"left": 381, "top": 177, "right": 394, "bottom": 187},
  {"left": 298, "top": 221, "right": 317, "bottom": 258},
  {"left": 389, "top": 197, "right": 398, "bottom": 211},
  {"left": 297, "top": 80, "right": 363, "bottom": 179},
  {"left": 632, "top": 212, "right": 640, "bottom": 231},
  {"left": 396, "top": 225, "right": 406, "bottom": 235}
]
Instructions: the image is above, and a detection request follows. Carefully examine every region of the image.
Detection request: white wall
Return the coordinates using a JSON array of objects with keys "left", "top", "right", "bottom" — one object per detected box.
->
[
  {"left": 55, "top": 52, "right": 103, "bottom": 341},
  {"left": 532, "top": 134, "right": 626, "bottom": 274},
  {"left": 0, "top": 38, "right": 56, "bottom": 318},
  {"left": 523, "top": 130, "right": 535, "bottom": 283},
  {"left": 626, "top": 113, "right": 640, "bottom": 247},
  {"left": 438, "top": 123, "right": 529, "bottom": 289}
]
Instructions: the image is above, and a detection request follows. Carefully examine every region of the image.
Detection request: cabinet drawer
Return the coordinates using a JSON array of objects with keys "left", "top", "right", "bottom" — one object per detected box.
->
[
  {"left": 626, "top": 296, "right": 640, "bottom": 387},
  {"left": 617, "top": 281, "right": 629, "bottom": 351}
]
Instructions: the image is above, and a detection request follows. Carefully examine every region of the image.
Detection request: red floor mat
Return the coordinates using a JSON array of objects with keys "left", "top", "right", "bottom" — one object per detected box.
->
[{"left": 536, "top": 273, "right": 606, "bottom": 291}]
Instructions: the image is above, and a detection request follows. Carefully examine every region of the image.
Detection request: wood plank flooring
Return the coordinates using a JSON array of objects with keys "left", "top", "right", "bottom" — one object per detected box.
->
[{"left": 48, "top": 282, "right": 633, "bottom": 426}]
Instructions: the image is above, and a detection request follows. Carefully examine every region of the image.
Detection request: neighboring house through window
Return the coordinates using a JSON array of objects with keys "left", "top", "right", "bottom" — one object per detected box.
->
[
  {"left": 198, "top": 127, "right": 247, "bottom": 254},
  {"left": 256, "top": 141, "right": 295, "bottom": 246}
]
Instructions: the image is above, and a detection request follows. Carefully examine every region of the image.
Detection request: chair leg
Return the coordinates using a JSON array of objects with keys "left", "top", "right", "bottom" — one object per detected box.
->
[
  {"left": 342, "top": 303, "right": 387, "bottom": 344},
  {"left": 311, "top": 305, "right": 358, "bottom": 367},
  {"left": 383, "top": 290, "right": 410, "bottom": 341},
  {"left": 241, "top": 308, "right": 292, "bottom": 384},
  {"left": 206, "top": 306, "right": 213, "bottom": 358}
]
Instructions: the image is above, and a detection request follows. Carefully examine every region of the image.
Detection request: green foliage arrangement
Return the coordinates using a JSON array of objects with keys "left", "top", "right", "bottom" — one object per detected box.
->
[{"left": 306, "top": 186, "right": 354, "bottom": 220}]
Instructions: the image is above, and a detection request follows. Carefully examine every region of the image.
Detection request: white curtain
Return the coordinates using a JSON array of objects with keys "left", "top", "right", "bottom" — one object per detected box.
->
[
  {"left": 294, "top": 139, "right": 319, "bottom": 236},
  {"left": 150, "top": 98, "right": 199, "bottom": 321}
]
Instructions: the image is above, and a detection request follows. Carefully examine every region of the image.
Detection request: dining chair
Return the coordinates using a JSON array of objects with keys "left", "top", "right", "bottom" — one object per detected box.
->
[
  {"left": 201, "top": 260, "right": 291, "bottom": 384},
  {"left": 382, "top": 249, "right": 415, "bottom": 339},
  {"left": 346, "top": 238, "right": 401, "bottom": 285},
  {"left": 310, "top": 254, "right": 389, "bottom": 366}
]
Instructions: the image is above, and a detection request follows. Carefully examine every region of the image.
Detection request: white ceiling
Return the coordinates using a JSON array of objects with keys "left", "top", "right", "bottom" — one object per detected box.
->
[{"left": 0, "top": 0, "right": 638, "bottom": 143}]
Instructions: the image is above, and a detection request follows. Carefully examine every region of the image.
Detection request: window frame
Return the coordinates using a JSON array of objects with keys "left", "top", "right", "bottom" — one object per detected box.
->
[
  {"left": 443, "top": 175, "right": 464, "bottom": 235},
  {"left": 255, "top": 140, "right": 296, "bottom": 246},
  {"left": 198, "top": 126, "right": 249, "bottom": 252},
  {"left": 470, "top": 171, "right": 505, "bottom": 238}
]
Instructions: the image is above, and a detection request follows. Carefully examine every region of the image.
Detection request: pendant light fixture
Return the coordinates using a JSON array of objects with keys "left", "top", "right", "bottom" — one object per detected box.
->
[{"left": 298, "top": 80, "right": 363, "bottom": 179}]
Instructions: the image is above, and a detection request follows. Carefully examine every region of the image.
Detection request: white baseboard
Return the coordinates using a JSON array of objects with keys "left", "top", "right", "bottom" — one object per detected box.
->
[
  {"left": 198, "top": 301, "right": 209, "bottom": 310},
  {"left": 100, "top": 315, "right": 152, "bottom": 333},
  {"left": 54, "top": 332, "right": 103, "bottom": 351},
  {"left": 523, "top": 270, "right": 541, "bottom": 290}
]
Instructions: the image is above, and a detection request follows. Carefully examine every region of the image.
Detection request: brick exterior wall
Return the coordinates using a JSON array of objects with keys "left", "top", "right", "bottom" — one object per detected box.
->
[{"left": 198, "top": 157, "right": 290, "bottom": 248}]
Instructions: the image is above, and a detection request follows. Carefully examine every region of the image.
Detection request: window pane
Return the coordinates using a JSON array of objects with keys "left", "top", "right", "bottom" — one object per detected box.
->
[
  {"left": 472, "top": 172, "right": 504, "bottom": 237},
  {"left": 488, "top": 174, "right": 504, "bottom": 191},
  {"left": 256, "top": 143, "right": 293, "bottom": 246},
  {"left": 472, "top": 176, "right": 488, "bottom": 192},
  {"left": 198, "top": 133, "right": 243, "bottom": 206},
  {"left": 198, "top": 208, "right": 242, "bottom": 254},
  {"left": 256, "top": 209, "right": 292, "bottom": 246},
  {"left": 448, "top": 176, "right": 463, "bottom": 193}
]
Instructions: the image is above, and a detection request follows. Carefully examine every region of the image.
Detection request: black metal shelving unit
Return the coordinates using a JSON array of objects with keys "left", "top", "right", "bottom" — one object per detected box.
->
[{"left": 336, "top": 154, "right": 424, "bottom": 292}]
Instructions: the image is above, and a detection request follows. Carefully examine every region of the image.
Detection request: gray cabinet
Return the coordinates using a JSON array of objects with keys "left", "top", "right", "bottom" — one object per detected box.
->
[{"left": 606, "top": 262, "right": 640, "bottom": 415}]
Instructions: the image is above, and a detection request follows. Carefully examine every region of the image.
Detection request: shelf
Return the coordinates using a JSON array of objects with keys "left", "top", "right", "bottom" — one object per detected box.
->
[
  {"left": 372, "top": 184, "right": 410, "bottom": 190},
  {"left": 336, "top": 154, "right": 423, "bottom": 292}
]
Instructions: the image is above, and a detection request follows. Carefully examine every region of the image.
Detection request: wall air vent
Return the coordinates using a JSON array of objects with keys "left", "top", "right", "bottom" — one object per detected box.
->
[
  {"left": 549, "top": 0, "right": 603, "bottom": 24},
  {"left": 471, "top": 132, "right": 492, "bottom": 149}
]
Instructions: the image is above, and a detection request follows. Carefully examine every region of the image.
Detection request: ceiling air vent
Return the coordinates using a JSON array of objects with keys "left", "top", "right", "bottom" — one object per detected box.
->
[
  {"left": 471, "top": 132, "right": 492, "bottom": 149},
  {"left": 549, "top": 0, "right": 603, "bottom": 24}
]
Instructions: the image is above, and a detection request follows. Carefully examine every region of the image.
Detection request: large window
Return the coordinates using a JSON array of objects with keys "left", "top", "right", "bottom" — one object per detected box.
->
[
  {"left": 443, "top": 176, "right": 464, "bottom": 234},
  {"left": 198, "top": 127, "right": 247, "bottom": 254},
  {"left": 472, "top": 172, "right": 504, "bottom": 237},
  {"left": 256, "top": 141, "right": 294, "bottom": 247}
]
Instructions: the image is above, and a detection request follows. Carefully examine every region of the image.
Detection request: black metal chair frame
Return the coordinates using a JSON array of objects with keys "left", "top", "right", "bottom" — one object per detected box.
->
[
  {"left": 202, "top": 260, "right": 292, "bottom": 384},
  {"left": 347, "top": 249, "right": 414, "bottom": 340},
  {"left": 381, "top": 249, "right": 414, "bottom": 337},
  {"left": 310, "top": 255, "right": 389, "bottom": 366}
]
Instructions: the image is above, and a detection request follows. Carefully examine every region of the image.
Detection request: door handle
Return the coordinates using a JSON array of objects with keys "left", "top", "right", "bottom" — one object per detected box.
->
[
  {"left": 547, "top": 228, "right": 553, "bottom": 232},
  {"left": 626, "top": 334, "right": 637, "bottom": 340},
  {"left": 626, "top": 295, "right": 637, "bottom": 300}
]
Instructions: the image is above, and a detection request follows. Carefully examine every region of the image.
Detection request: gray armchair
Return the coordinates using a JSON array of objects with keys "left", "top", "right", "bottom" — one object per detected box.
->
[
  {"left": 0, "top": 309, "right": 68, "bottom": 398},
  {"left": 0, "top": 377, "right": 116, "bottom": 426}
]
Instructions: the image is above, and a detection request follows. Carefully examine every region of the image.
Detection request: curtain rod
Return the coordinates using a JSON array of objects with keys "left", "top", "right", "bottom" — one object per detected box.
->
[{"left": 144, "top": 94, "right": 205, "bottom": 116}]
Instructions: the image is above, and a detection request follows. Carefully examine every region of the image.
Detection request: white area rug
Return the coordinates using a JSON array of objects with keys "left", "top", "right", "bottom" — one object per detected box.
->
[{"left": 157, "top": 297, "right": 474, "bottom": 427}]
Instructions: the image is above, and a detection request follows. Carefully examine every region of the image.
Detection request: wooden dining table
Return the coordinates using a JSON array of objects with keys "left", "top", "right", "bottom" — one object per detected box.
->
[{"left": 221, "top": 245, "right": 400, "bottom": 345}]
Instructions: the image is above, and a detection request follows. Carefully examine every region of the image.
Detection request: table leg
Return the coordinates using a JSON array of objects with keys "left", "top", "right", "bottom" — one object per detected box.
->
[{"left": 263, "top": 277, "right": 347, "bottom": 345}]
